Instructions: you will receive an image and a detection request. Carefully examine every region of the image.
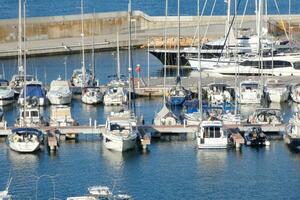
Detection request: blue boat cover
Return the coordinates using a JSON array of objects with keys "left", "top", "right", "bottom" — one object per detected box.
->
[
  {"left": 12, "top": 128, "right": 43, "bottom": 136},
  {"left": 20, "top": 84, "right": 46, "bottom": 98}
]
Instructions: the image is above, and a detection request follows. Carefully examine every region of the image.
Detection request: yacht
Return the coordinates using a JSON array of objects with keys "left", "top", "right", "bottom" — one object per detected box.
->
[
  {"left": 153, "top": 104, "right": 180, "bottom": 126},
  {"left": 18, "top": 82, "right": 47, "bottom": 106},
  {"left": 47, "top": 77, "right": 72, "bottom": 105},
  {"left": 207, "top": 83, "right": 232, "bottom": 105},
  {"left": 0, "top": 178, "right": 12, "bottom": 200},
  {"left": 114, "top": 194, "right": 133, "bottom": 200},
  {"left": 247, "top": 108, "right": 283, "bottom": 125},
  {"left": 285, "top": 112, "right": 300, "bottom": 150},
  {"left": 167, "top": 85, "right": 191, "bottom": 106},
  {"left": 102, "top": 110, "right": 137, "bottom": 152},
  {"left": 15, "top": 105, "right": 47, "bottom": 127},
  {"left": 238, "top": 80, "right": 262, "bottom": 104},
  {"left": 103, "top": 80, "right": 128, "bottom": 106},
  {"left": 82, "top": 86, "right": 103, "bottom": 105},
  {"left": 9, "top": 74, "right": 35, "bottom": 94},
  {"left": 0, "top": 80, "right": 15, "bottom": 106},
  {"left": 244, "top": 127, "right": 270, "bottom": 146},
  {"left": 291, "top": 83, "right": 300, "bottom": 103},
  {"left": 70, "top": 68, "right": 95, "bottom": 88},
  {"left": 197, "top": 120, "right": 228, "bottom": 149},
  {"left": 203, "top": 55, "right": 300, "bottom": 77},
  {"left": 88, "top": 185, "right": 112, "bottom": 198},
  {"left": 8, "top": 128, "right": 43, "bottom": 153},
  {"left": 264, "top": 79, "right": 289, "bottom": 103}
]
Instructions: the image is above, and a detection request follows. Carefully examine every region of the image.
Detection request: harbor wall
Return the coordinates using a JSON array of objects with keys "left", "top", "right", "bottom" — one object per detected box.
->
[{"left": 0, "top": 11, "right": 299, "bottom": 43}]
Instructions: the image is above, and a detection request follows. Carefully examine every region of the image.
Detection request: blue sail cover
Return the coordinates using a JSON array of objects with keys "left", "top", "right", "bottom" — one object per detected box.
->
[{"left": 20, "top": 84, "right": 46, "bottom": 98}]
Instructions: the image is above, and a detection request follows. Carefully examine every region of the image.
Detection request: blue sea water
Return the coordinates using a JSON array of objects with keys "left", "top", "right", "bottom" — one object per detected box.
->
[{"left": 0, "top": 0, "right": 299, "bottom": 19}]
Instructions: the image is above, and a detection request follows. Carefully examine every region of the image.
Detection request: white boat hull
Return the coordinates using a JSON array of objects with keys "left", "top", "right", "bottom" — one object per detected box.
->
[
  {"left": 48, "top": 95, "right": 72, "bottom": 105},
  {"left": 197, "top": 137, "right": 228, "bottom": 149},
  {"left": 0, "top": 98, "right": 14, "bottom": 106},
  {"left": 18, "top": 97, "right": 46, "bottom": 106},
  {"left": 103, "top": 133, "right": 136, "bottom": 152},
  {"left": 82, "top": 96, "right": 102, "bottom": 104},
  {"left": 8, "top": 140, "right": 40, "bottom": 153},
  {"left": 267, "top": 91, "right": 289, "bottom": 103}
]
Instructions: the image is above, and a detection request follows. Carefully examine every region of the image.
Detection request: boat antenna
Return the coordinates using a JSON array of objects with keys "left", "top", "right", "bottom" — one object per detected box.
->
[
  {"left": 92, "top": 10, "right": 96, "bottom": 84},
  {"left": 80, "top": 0, "right": 86, "bottom": 87},
  {"left": 128, "top": 0, "right": 136, "bottom": 115},
  {"left": 163, "top": 0, "right": 168, "bottom": 105},
  {"left": 176, "top": 0, "right": 181, "bottom": 85},
  {"left": 117, "top": 31, "right": 121, "bottom": 81},
  {"left": 18, "top": 0, "right": 23, "bottom": 76}
]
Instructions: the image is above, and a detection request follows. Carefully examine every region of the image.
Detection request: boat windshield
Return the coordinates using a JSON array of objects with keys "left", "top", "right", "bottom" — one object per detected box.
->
[
  {"left": 203, "top": 126, "right": 221, "bottom": 138},
  {"left": 241, "top": 83, "right": 258, "bottom": 89},
  {"left": 110, "top": 123, "right": 125, "bottom": 132}
]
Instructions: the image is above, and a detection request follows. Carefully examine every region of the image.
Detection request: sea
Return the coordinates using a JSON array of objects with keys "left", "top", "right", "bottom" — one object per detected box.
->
[{"left": 0, "top": 1, "right": 300, "bottom": 199}]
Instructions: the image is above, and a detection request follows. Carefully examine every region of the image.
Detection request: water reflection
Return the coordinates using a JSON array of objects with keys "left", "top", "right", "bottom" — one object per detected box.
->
[{"left": 196, "top": 150, "right": 227, "bottom": 172}]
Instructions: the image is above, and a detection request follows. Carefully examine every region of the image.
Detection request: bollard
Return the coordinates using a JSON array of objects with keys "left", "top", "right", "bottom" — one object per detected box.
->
[{"left": 89, "top": 118, "right": 92, "bottom": 127}]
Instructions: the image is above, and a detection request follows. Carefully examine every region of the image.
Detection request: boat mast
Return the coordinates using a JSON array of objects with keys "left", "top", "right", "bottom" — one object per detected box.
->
[
  {"left": 18, "top": 0, "right": 23, "bottom": 76},
  {"left": 163, "top": 0, "right": 168, "bottom": 105},
  {"left": 197, "top": 0, "right": 202, "bottom": 121},
  {"left": 128, "top": 0, "right": 135, "bottom": 114},
  {"left": 23, "top": 0, "right": 27, "bottom": 126},
  {"left": 80, "top": 0, "right": 86, "bottom": 87},
  {"left": 91, "top": 11, "right": 96, "bottom": 84},
  {"left": 225, "top": 0, "right": 231, "bottom": 54},
  {"left": 117, "top": 31, "right": 121, "bottom": 80},
  {"left": 176, "top": 0, "right": 181, "bottom": 85}
]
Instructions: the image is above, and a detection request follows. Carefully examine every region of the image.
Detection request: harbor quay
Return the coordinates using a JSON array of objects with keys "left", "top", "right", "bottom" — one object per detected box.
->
[{"left": 0, "top": 11, "right": 299, "bottom": 58}]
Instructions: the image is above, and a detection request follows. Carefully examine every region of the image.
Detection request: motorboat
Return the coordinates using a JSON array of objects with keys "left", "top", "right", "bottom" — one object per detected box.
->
[
  {"left": 167, "top": 85, "right": 191, "bottom": 106},
  {"left": 82, "top": 86, "right": 103, "bottom": 105},
  {"left": 103, "top": 80, "right": 128, "bottom": 106},
  {"left": 264, "top": 79, "right": 289, "bottom": 103},
  {"left": 66, "top": 197, "right": 96, "bottom": 200},
  {"left": 114, "top": 194, "right": 132, "bottom": 200},
  {"left": 102, "top": 110, "right": 137, "bottom": 152},
  {"left": 238, "top": 80, "right": 262, "bottom": 104},
  {"left": 0, "top": 79, "right": 15, "bottom": 106},
  {"left": 9, "top": 74, "right": 35, "bottom": 94},
  {"left": 0, "top": 178, "right": 12, "bottom": 200},
  {"left": 70, "top": 68, "right": 95, "bottom": 88},
  {"left": 291, "top": 83, "right": 300, "bottom": 103},
  {"left": 197, "top": 120, "right": 228, "bottom": 149},
  {"left": 244, "top": 127, "right": 270, "bottom": 146},
  {"left": 153, "top": 104, "right": 180, "bottom": 126},
  {"left": 247, "top": 108, "right": 283, "bottom": 125},
  {"left": 203, "top": 54, "right": 300, "bottom": 77},
  {"left": 49, "top": 105, "right": 78, "bottom": 139},
  {"left": 47, "top": 77, "right": 72, "bottom": 105},
  {"left": 15, "top": 105, "right": 47, "bottom": 127},
  {"left": 285, "top": 112, "right": 300, "bottom": 150},
  {"left": 207, "top": 83, "right": 232, "bottom": 105},
  {"left": 8, "top": 128, "right": 43, "bottom": 153},
  {"left": 88, "top": 185, "right": 112, "bottom": 198},
  {"left": 18, "top": 82, "right": 47, "bottom": 106}
]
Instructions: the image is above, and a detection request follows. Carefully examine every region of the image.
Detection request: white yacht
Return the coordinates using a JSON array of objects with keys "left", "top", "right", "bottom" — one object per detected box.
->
[
  {"left": 9, "top": 74, "right": 35, "bottom": 94},
  {"left": 18, "top": 82, "right": 47, "bottom": 106},
  {"left": 15, "top": 105, "right": 47, "bottom": 127},
  {"left": 285, "top": 112, "right": 300, "bottom": 150},
  {"left": 49, "top": 105, "right": 77, "bottom": 127},
  {"left": 67, "top": 197, "right": 96, "bottom": 200},
  {"left": 291, "top": 83, "right": 300, "bottom": 103},
  {"left": 8, "top": 128, "right": 43, "bottom": 153},
  {"left": 71, "top": 69, "right": 95, "bottom": 88},
  {"left": 88, "top": 185, "right": 112, "bottom": 198},
  {"left": 47, "top": 78, "right": 72, "bottom": 105},
  {"left": 82, "top": 87, "right": 103, "bottom": 105},
  {"left": 247, "top": 108, "right": 283, "bottom": 125},
  {"left": 203, "top": 55, "right": 300, "bottom": 77},
  {"left": 0, "top": 80, "right": 15, "bottom": 106},
  {"left": 238, "top": 80, "right": 262, "bottom": 104},
  {"left": 197, "top": 120, "right": 228, "bottom": 149},
  {"left": 153, "top": 105, "right": 180, "bottom": 126},
  {"left": 103, "top": 80, "right": 128, "bottom": 106},
  {"left": 264, "top": 79, "right": 289, "bottom": 103},
  {"left": 0, "top": 178, "right": 12, "bottom": 200},
  {"left": 102, "top": 110, "right": 137, "bottom": 152},
  {"left": 207, "top": 83, "right": 232, "bottom": 105}
]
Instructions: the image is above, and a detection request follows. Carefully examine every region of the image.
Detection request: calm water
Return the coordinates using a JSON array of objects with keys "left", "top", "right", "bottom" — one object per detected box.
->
[
  {"left": 0, "top": 0, "right": 298, "bottom": 19},
  {"left": 0, "top": 50, "right": 300, "bottom": 199}
]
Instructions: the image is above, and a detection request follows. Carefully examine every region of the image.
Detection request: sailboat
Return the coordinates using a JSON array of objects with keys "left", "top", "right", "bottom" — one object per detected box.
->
[
  {"left": 103, "top": 32, "right": 128, "bottom": 106},
  {"left": 70, "top": 0, "right": 96, "bottom": 90},
  {"left": 9, "top": 0, "right": 36, "bottom": 94},
  {"left": 166, "top": 0, "right": 190, "bottom": 106},
  {"left": 102, "top": 0, "right": 138, "bottom": 152},
  {"left": 8, "top": 0, "right": 43, "bottom": 153}
]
